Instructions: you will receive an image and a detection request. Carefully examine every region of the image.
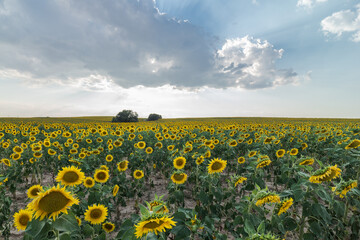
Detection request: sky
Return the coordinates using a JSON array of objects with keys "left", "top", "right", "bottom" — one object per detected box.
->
[{"left": 0, "top": 0, "right": 359, "bottom": 118}]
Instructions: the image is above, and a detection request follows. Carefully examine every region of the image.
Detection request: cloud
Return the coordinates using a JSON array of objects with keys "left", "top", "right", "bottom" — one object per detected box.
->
[
  {"left": 215, "top": 36, "right": 298, "bottom": 89},
  {"left": 297, "top": 0, "right": 327, "bottom": 9},
  {"left": 0, "top": 0, "right": 299, "bottom": 90},
  {"left": 321, "top": 4, "right": 360, "bottom": 42}
]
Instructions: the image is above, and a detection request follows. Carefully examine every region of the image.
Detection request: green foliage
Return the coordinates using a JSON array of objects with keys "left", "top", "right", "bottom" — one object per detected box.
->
[
  {"left": 147, "top": 113, "right": 162, "bottom": 121},
  {"left": 112, "top": 110, "right": 139, "bottom": 122}
]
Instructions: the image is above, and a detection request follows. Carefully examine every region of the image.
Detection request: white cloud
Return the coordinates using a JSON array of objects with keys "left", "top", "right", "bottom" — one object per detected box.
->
[
  {"left": 0, "top": 0, "right": 299, "bottom": 90},
  {"left": 297, "top": 0, "right": 327, "bottom": 9},
  {"left": 216, "top": 36, "right": 298, "bottom": 89},
  {"left": 321, "top": 4, "right": 360, "bottom": 42}
]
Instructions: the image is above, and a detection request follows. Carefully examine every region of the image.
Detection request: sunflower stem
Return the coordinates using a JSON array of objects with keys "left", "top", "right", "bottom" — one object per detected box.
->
[{"left": 343, "top": 198, "right": 349, "bottom": 225}]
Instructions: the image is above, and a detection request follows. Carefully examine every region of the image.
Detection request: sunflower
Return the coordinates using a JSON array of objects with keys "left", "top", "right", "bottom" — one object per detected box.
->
[
  {"left": 117, "top": 160, "right": 129, "bottom": 172},
  {"left": 171, "top": 172, "right": 188, "bottom": 185},
  {"left": 134, "top": 170, "right": 144, "bottom": 180},
  {"left": 167, "top": 145, "right": 175, "bottom": 151},
  {"left": 105, "top": 154, "right": 113, "bottom": 162},
  {"left": 56, "top": 166, "right": 85, "bottom": 187},
  {"left": 332, "top": 180, "right": 357, "bottom": 198},
  {"left": 75, "top": 216, "right": 82, "bottom": 226},
  {"left": 146, "top": 147, "right": 153, "bottom": 154},
  {"left": 275, "top": 149, "right": 285, "bottom": 158},
  {"left": 84, "top": 204, "right": 108, "bottom": 225},
  {"left": 345, "top": 139, "right": 360, "bottom": 150},
  {"left": 137, "top": 141, "right": 146, "bottom": 149},
  {"left": 155, "top": 142, "right": 163, "bottom": 149},
  {"left": 33, "top": 152, "right": 42, "bottom": 158},
  {"left": 27, "top": 185, "right": 79, "bottom": 220},
  {"left": 234, "top": 177, "right": 247, "bottom": 187},
  {"left": 102, "top": 222, "right": 115, "bottom": 233},
  {"left": 12, "top": 153, "right": 21, "bottom": 160},
  {"left": 13, "top": 209, "right": 32, "bottom": 231},
  {"left": 248, "top": 151, "right": 257, "bottom": 158},
  {"left": 255, "top": 194, "right": 280, "bottom": 206},
  {"left": 299, "top": 158, "right": 314, "bottom": 166},
  {"left": 84, "top": 177, "right": 95, "bottom": 188},
  {"left": 301, "top": 143, "right": 308, "bottom": 150},
  {"left": 208, "top": 158, "right": 227, "bottom": 174},
  {"left": 228, "top": 140, "right": 237, "bottom": 147},
  {"left": 309, "top": 165, "right": 342, "bottom": 183},
  {"left": 173, "top": 157, "right": 186, "bottom": 170},
  {"left": 113, "top": 185, "right": 119, "bottom": 197},
  {"left": 289, "top": 148, "right": 298, "bottom": 156},
  {"left": 13, "top": 146, "right": 24, "bottom": 154},
  {"left": 149, "top": 197, "right": 169, "bottom": 214},
  {"left": 27, "top": 185, "right": 43, "bottom": 199},
  {"left": 196, "top": 156, "right": 204, "bottom": 165},
  {"left": 277, "top": 198, "right": 293, "bottom": 215},
  {"left": 2, "top": 158, "right": 11, "bottom": 167},
  {"left": 94, "top": 169, "right": 109, "bottom": 183},
  {"left": 237, "top": 157, "right": 245, "bottom": 164},
  {"left": 135, "top": 216, "right": 176, "bottom": 238}
]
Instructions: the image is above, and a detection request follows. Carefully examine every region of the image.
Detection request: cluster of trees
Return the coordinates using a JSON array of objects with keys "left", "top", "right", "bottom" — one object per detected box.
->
[{"left": 112, "top": 110, "right": 162, "bottom": 122}]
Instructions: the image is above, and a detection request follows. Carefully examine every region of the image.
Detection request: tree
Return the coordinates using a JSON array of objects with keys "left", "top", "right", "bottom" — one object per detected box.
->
[
  {"left": 147, "top": 113, "right": 162, "bottom": 121},
  {"left": 112, "top": 110, "right": 139, "bottom": 122}
]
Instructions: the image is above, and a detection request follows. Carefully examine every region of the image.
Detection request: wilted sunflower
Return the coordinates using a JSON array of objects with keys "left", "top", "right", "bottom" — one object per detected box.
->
[
  {"left": 255, "top": 193, "right": 280, "bottom": 206},
  {"left": 84, "top": 204, "right": 108, "bottom": 225},
  {"left": 113, "top": 185, "right": 119, "bottom": 197},
  {"left": 275, "top": 149, "right": 285, "bottom": 158},
  {"left": 345, "top": 139, "right": 360, "bottom": 150},
  {"left": 94, "top": 169, "right": 109, "bottom": 183},
  {"left": 102, "top": 222, "right": 115, "bottom": 233},
  {"left": 256, "top": 155, "right": 272, "bottom": 169},
  {"left": 299, "top": 158, "right": 314, "bottom": 166},
  {"left": 13, "top": 209, "right": 32, "bottom": 231},
  {"left": 237, "top": 157, "right": 245, "bottom": 164},
  {"left": 234, "top": 177, "right": 247, "bottom": 187},
  {"left": 27, "top": 185, "right": 79, "bottom": 220},
  {"left": 173, "top": 157, "right": 186, "bottom": 170},
  {"left": 83, "top": 177, "right": 95, "bottom": 188},
  {"left": 277, "top": 198, "right": 293, "bottom": 215},
  {"left": 171, "top": 172, "right": 188, "bottom": 185},
  {"left": 135, "top": 216, "right": 176, "bottom": 238},
  {"left": 309, "top": 165, "right": 341, "bottom": 183},
  {"left": 105, "top": 154, "right": 113, "bottom": 162},
  {"left": 56, "top": 166, "right": 85, "bottom": 187},
  {"left": 289, "top": 148, "right": 298, "bottom": 156},
  {"left": 117, "top": 160, "right": 129, "bottom": 172},
  {"left": 332, "top": 180, "right": 357, "bottom": 198},
  {"left": 208, "top": 158, "right": 227, "bottom": 174},
  {"left": 27, "top": 185, "right": 43, "bottom": 199},
  {"left": 134, "top": 170, "right": 144, "bottom": 180}
]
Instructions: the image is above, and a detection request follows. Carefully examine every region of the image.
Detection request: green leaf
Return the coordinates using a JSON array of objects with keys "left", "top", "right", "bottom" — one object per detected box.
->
[
  {"left": 83, "top": 224, "right": 95, "bottom": 237},
  {"left": 312, "top": 203, "right": 331, "bottom": 224},
  {"left": 257, "top": 221, "right": 265, "bottom": 234},
  {"left": 139, "top": 204, "right": 148, "bottom": 216},
  {"left": 334, "top": 201, "right": 345, "bottom": 218},
  {"left": 309, "top": 221, "right": 322, "bottom": 235},
  {"left": 283, "top": 217, "right": 297, "bottom": 231},
  {"left": 116, "top": 219, "right": 136, "bottom": 240},
  {"left": 59, "top": 232, "right": 71, "bottom": 240},
  {"left": 25, "top": 218, "right": 51, "bottom": 239},
  {"left": 94, "top": 232, "right": 106, "bottom": 240},
  {"left": 244, "top": 218, "right": 255, "bottom": 235},
  {"left": 52, "top": 213, "right": 80, "bottom": 233}
]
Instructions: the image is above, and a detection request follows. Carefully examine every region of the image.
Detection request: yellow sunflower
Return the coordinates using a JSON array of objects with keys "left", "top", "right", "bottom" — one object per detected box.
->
[
  {"left": 75, "top": 216, "right": 82, "bottom": 226},
  {"left": 135, "top": 216, "right": 176, "bottom": 238},
  {"left": 173, "top": 157, "right": 186, "bottom": 170},
  {"left": 275, "top": 149, "right": 285, "bottom": 158},
  {"left": 248, "top": 151, "right": 257, "bottom": 158},
  {"left": 256, "top": 159, "right": 271, "bottom": 169},
  {"left": 27, "top": 185, "right": 43, "bottom": 199},
  {"left": 117, "top": 160, "right": 129, "bottom": 172},
  {"left": 277, "top": 198, "right": 293, "bottom": 215},
  {"left": 299, "top": 158, "right": 314, "bottom": 166},
  {"left": 113, "top": 185, "right": 119, "bottom": 197},
  {"left": 102, "top": 222, "right": 115, "bottom": 233},
  {"left": 145, "top": 147, "right": 153, "bottom": 154},
  {"left": 167, "top": 145, "right": 175, "bottom": 151},
  {"left": 94, "top": 169, "right": 109, "bottom": 183},
  {"left": 345, "top": 139, "right": 360, "bottom": 150},
  {"left": 137, "top": 141, "right": 146, "bottom": 149},
  {"left": 289, "top": 148, "right": 298, "bottom": 156},
  {"left": 84, "top": 177, "right": 95, "bottom": 188},
  {"left": 133, "top": 170, "right": 144, "bottom": 180},
  {"left": 105, "top": 154, "right": 113, "bottom": 162},
  {"left": 27, "top": 185, "right": 79, "bottom": 220},
  {"left": 234, "top": 177, "right": 247, "bottom": 187},
  {"left": 13, "top": 209, "right": 32, "bottom": 231},
  {"left": 196, "top": 156, "right": 204, "bottom": 165},
  {"left": 56, "top": 166, "right": 85, "bottom": 187},
  {"left": 256, "top": 194, "right": 280, "bottom": 206},
  {"left": 2, "top": 158, "right": 11, "bottom": 167},
  {"left": 207, "top": 158, "right": 227, "bottom": 174},
  {"left": 171, "top": 172, "right": 188, "bottom": 185},
  {"left": 84, "top": 204, "right": 108, "bottom": 225}
]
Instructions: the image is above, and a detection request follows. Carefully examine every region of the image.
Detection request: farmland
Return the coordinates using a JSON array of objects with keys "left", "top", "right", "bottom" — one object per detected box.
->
[{"left": 0, "top": 117, "right": 359, "bottom": 240}]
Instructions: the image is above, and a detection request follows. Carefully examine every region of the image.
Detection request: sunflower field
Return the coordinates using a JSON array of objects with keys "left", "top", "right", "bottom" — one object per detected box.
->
[{"left": 0, "top": 117, "right": 360, "bottom": 240}]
